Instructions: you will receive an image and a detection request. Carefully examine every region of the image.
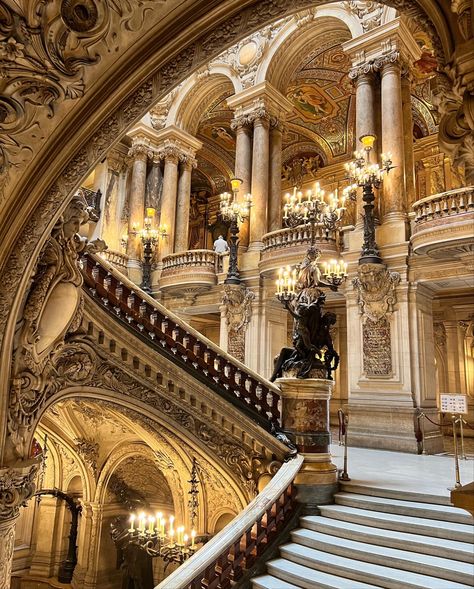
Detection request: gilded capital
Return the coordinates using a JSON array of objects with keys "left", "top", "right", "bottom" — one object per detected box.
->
[
  {"left": 128, "top": 143, "right": 151, "bottom": 162},
  {"left": 230, "top": 114, "right": 253, "bottom": 132}
]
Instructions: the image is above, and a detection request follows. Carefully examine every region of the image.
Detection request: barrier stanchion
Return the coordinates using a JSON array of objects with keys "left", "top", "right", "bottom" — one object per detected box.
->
[
  {"left": 338, "top": 408, "right": 350, "bottom": 482},
  {"left": 458, "top": 415, "right": 466, "bottom": 460},
  {"left": 451, "top": 414, "right": 462, "bottom": 489},
  {"left": 416, "top": 412, "right": 427, "bottom": 455}
]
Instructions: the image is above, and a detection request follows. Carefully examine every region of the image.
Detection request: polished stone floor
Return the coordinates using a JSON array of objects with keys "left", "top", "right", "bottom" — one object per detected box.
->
[{"left": 330, "top": 442, "right": 474, "bottom": 500}]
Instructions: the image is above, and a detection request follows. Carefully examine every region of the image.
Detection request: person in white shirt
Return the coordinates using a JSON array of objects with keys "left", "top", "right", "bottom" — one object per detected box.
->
[{"left": 213, "top": 235, "right": 229, "bottom": 253}]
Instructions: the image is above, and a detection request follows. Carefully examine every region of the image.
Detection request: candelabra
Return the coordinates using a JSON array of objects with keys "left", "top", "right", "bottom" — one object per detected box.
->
[
  {"left": 125, "top": 459, "right": 206, "bottom": 567},
  {"left": 138, "top": 208, "right": 167, "bottom": 293},
  {"left": 344, "top": 134, "right": 393, "bottom": 264},
  {"left": 219, "top": 178, "right": 252, "bottom": 285},
  {"left": 283, "top": 182, "right": 346, "bottom": 245}
]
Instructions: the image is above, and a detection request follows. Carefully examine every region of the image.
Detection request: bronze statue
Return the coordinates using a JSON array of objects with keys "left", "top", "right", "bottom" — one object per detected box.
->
[{"left": 271, "top": 247, "right": 340, "bottom": 381}]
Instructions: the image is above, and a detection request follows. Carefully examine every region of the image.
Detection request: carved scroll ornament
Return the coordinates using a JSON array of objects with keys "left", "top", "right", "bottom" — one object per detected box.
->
[
  {"left": 8, "top": 196, "right": 106, "bottom": 461},
  {"left": 352, "top": 263, "right": 400, "bottom": 322}
]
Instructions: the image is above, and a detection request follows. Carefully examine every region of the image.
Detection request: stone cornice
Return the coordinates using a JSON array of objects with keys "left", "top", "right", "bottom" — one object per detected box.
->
[
  {"left": 342, "top": 16, "right": 422, "bottom": 73},
  {"left": 226, "top": 81, "right": 293, "bottom": 121}
]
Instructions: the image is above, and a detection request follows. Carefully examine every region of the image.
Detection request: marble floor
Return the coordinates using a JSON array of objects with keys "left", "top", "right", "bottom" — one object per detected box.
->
[{"left": 330, "top": 443, "right": 474, "bottom": 500}]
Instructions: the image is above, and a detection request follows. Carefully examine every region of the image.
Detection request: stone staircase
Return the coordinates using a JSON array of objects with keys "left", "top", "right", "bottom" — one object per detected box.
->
[{"left": 252, "top": 484, "right": 474, "bottom": 589}]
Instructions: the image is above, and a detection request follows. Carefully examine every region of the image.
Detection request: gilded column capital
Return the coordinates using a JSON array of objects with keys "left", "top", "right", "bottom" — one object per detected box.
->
[
  {"left": 230, "top": 114, "right": 253, "bottom": 132},
  {"left": 127, "top": 143, "right": 151, "bottom": 162},
  {"left": 157, "top": 145, "right": 180, "bottom": 165},
  {"left": 0, "top": 462, "right": 38, "bottom": 521},
  {"left": 179, "top": 153, "right": 197, "bottom": 170},
  {"left": 269, "top": 116, "right": 286, "bottom": 134},
  {"left": 250, "top": 107, "right": 271, "bottom": 127}
]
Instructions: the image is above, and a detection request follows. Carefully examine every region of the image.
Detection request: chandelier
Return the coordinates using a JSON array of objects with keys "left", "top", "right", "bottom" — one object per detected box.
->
[
  {"left": 219, "top": 178, "right": 252, "bottom": 285},
  {"left": 124, "top": 458, "right": 205, "bottom": 566},
  {"left": 283, "top": 182, "right": 346, "bottom": 244},
  {"left": 343, "top": 134, "right": 393, "bottom": 265}
]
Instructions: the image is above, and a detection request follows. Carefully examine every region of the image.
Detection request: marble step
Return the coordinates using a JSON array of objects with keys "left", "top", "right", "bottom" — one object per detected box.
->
[
  {"left": 335, "top": 492, "right": 474, "bottom": 524},
  {"left": 279, "top": 542, "right": 474, "bottom": 589},
  {"left": 319, "top": 504, "right": 474, "bottom": 542},
  {"left": 300, "top": 515, "right": 474, "bottom": 564},
  {"left": 340, "top": 482, "right": 452, "bottom": 506},
  {"left": 251, "top": 573, "right": 301, "bottom": 589},
  {"left": 263, "top": 558, "right": 383, "bottom": 589},
  {"left": 291, "top": 527, "right": 474, "bottom": 585}
]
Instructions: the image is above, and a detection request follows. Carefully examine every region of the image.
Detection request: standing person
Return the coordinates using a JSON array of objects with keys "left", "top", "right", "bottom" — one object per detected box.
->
[{"left": 213, "top": 235, "right": 229, "bottom": 253}]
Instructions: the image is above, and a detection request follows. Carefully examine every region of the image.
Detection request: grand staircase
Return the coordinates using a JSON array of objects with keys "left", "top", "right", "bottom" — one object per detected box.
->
[{"left": 252, "top": 484, "right": 474, "bottom": 589}]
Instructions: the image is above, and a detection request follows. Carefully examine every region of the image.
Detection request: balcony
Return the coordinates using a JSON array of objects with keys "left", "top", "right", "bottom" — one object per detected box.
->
[
  {"left": 99, "top": 249, "right": 129, "bottom": 275},
  {"left": 259, "top": 224, "right": 338, "bottom": 276},
  {"left": 411, "top": 187, "right": 474, "bottom": 257},
  {"left": 160, "top": 249, "right": 222, "bottom": 296}
]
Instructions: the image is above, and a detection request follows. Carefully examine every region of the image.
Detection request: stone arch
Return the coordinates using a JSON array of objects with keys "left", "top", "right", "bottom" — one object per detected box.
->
[{"left": 0, "top": 0, "right": 461, "bottom": 465}]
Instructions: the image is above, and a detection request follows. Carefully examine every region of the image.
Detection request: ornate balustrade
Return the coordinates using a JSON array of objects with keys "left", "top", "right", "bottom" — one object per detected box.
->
[
  {"left": 99, "top": 249, "right": 129, "bottom": 275},
  {"left": 160, "top": 249, "right": 223, "bottom": 296},
  {"left": 259, "top": 224, "right": 338, "bottom": 276},
  {"left": 156, "top": 455, "right": 303, "bottom": 589},
  {"left": 80, "top": 253, "right": 281, "bottom": 427},
  {"left": 411, "top": 187, "right": 474, "bottom": 256}
]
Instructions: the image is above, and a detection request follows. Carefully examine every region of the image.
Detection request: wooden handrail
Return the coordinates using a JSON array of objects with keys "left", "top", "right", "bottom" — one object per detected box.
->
[
  {"left": 79, "top": 253, "right": 281, "bottom": 428},
  {"left": 155, "top": 455, "right": 303, "bottom": 589}
]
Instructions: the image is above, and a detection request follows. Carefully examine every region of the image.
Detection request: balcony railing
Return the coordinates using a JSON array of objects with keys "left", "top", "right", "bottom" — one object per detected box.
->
[
  {"left": 260, "top": 223, "right": 338, "bottom": 276},
  {"left": 411, "top": 187, "right": 474, "bottom": 255},
  {"left": 99, "top": 249, "right": 129, "bottom": 275},
  {"left": 156, "top": 455, "right": 303, "bottom": 589},
  {"left": 160, "top": 249, "right": 223, "bottom": 294},
  {"left": 80, "top": 253, "right": 281, "bottom": 428}
]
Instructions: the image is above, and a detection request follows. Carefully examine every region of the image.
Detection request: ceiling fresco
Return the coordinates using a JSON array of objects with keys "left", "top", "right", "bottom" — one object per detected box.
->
[{"left": 283, "top": 36, "right": 355, "bottom": 163}]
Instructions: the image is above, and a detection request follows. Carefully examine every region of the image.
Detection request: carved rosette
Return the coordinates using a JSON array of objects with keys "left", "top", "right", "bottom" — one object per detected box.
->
[{"left": 222, "top": 285, "right": 255, "bottom": 363}]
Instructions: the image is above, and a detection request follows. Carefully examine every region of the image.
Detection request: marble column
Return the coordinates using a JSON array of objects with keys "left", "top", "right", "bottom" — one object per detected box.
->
[
  {"left": 159, "top": 149, "right": 180, "bottom": 260},
  {"left": 249, "top": 111, "right": 270, "bottom": 251},
  {"left": 231, "top": 116, "right": 253, "bottom": 249},
  {"left": 174, "top": 157, "right": 195, "bottom": 253},
  {"left": 126, "top": 144, "right": 149, "bottom": 262},
  {"left": 146, "top": 156, "right": 163, "bottom": 212},
  {"left": 350, "top": 70, "right": 377, "bottom": 226},
  {"left": 381, "top": 59, "right": 405, "bottom": 219},
  {"left": 444, "top": 321, "right": 464, "bottom": 393},
  {"left": 0, "top": 462, "right": 38, "bottom": 589},
  {"left": 268, "top": 118, "right": 284, "bottom": 232},
  {"left": 401, "top": 69, "right": 416, "bottom": 210}
]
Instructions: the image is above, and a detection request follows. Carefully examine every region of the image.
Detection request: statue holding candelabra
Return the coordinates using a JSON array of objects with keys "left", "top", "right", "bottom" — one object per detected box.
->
[{"left": 271, "top": 183, "right": 348, "bottom": 382}]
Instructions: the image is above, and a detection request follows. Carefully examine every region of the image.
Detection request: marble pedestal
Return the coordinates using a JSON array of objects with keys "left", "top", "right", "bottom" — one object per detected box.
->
[{"left": 277, "top": 378, "right": 338, "bottom": 512}]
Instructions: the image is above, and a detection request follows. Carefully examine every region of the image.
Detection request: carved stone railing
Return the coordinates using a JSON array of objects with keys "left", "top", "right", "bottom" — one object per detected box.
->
[
  {"left": 259, "top": 224, "right": 338, "bottom": 276},
  {"left": 160, "top": 249, "right": 223, "bottom": 295},
  {"left": 99, "top": 249, "right": 129, "bottom": 275},
  {"left": 156, "top": 455, "right": 303, "bottom": 589},
  {"left": 411, "top": 187, "right": 474, "bottom": 256},
  {"left": 80, "top": 253, "right": 281, "bottom": 427}
]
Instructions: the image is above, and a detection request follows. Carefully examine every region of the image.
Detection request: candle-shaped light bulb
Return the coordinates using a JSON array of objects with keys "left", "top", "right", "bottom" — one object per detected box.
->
[
  {"left": 148, "top": 516, "right": 155, "bottom": 534},
  {"left": 129, "top": 514, "right": 136, "bottom": 532},
  {"left": 191, "top": 529, "right": 196, "bottom": 548}
]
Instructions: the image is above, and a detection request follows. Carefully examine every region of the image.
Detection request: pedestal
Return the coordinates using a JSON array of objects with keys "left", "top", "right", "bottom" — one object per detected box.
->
[{"left": 277, "top": 378, "right": 338, "bottom": 511}]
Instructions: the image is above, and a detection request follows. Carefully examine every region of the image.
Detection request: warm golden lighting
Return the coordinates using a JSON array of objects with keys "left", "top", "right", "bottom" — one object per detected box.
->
[
  {"left": 146, "top": 207, "right": 156, "bottom": 218},
  {"left": 230, "top": 177, "right": 242, "bottom": 191},
  {"left": 359, "top": 134, "right": 376, "bottom": 149}
]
